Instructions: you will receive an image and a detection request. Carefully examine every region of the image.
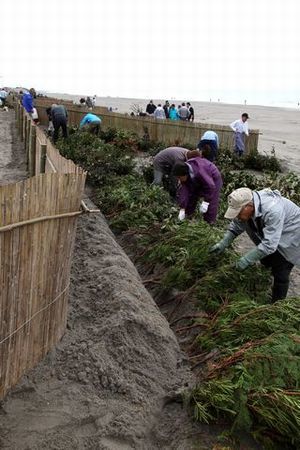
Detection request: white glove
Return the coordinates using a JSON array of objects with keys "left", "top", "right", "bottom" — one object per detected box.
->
[
  {"left": 199, "top": 201, "right": 209, "bottom": 214},
  {"left": 178, "top": 209, "right": 185, "bottom": 221}
]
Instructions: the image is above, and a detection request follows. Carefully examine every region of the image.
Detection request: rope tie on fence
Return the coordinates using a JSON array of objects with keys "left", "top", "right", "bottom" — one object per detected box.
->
[{"left": 0, "top": 283, "right": 70, "bottom": 346}]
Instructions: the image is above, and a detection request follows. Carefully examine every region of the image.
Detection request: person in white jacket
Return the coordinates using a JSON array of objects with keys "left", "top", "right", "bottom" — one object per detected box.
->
[
  {"left": 153, "top": 104, "right": 166, "bottom": 120},
  {"left": 230, "top": 113, "right": 249, "bottom": 157}
]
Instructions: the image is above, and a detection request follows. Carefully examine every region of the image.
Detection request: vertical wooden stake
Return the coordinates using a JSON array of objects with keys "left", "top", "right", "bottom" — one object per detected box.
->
[
  {"left": 16, "top": 104, "right": 20, "bottom": 130},
  {"left": 29, "top": 124, "right": 36, "bottom": 176},
  {"left": 25, "top": 118, "right": 31, "bottom": 159},
  {"left": 40, "top": 144, "right": 47, "bottom": 173},
  {"left": 19, "top": 109, "right": 24, "bottom": 140}
]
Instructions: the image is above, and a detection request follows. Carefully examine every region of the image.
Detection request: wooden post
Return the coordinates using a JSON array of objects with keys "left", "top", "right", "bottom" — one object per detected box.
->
[
  {"left": 19, "top": 108, "right": 24, "bottom": 140},
  {"left": 29, "top": 124, "right": 36, "bottom": 176},
  {"left": 25, "top": 118, "right": 31, "bottom": 159},
  {"left": 22, "top": 113, "right": 25, "bottom": 141},
  {"left": 16, "top": 104, "right": 20, "bottom": 131},
  {"left": 40, "top": 144, "right": 47, "bottom": 173}
]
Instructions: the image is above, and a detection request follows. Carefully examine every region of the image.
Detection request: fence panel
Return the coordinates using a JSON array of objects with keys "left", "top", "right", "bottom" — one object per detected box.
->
[
  {"left": 0, "top": 102, "right": 86, "bottom": 399},
  {"left": 46, "top": 140, "right": 84, "bottom": 174},
  {"left": 0, "top": 173, "right": 86, "bottom": 399},
  {"left": 35, "top": 103, "right": 259, "bottom": 153}
]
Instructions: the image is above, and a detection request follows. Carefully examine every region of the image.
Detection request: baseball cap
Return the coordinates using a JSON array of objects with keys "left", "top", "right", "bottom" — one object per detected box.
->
[{"left": 224, "top": 187, "right": 253, "bottom": 219}]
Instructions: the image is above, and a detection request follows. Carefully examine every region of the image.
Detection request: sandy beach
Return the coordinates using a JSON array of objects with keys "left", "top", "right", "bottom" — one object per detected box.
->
[{"left": 51, "top": 93, "right": 300, "bottom": 173}]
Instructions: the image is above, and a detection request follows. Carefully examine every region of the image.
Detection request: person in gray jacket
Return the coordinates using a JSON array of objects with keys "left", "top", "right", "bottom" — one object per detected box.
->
[
  {"left": 51, "top": 104, "right": 68, "bottom": 143},
  {"left": 153, "top": 147, "right": 200, "bottom": 184},
  {"left": 153, "top": 147, "right": 200, "bottom": 198},
  {"left": 210, "top": 187, "right": 300, "bottom": 302}
]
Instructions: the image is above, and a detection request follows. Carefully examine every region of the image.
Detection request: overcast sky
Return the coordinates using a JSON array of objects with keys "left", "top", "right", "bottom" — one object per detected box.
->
[{"left": 1, "top": 0, "right": 299, "bottom": 104}]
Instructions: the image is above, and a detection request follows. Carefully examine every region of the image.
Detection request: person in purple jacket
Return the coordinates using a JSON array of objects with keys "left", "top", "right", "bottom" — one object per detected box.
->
[{"left": 172, "top": 157, "right": 223, "bottom": 224}]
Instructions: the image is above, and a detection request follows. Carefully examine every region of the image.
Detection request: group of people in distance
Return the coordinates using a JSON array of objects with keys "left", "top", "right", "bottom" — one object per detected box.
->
[
  {"left": 152, "top": 120, "right": 300, "bottom": 303},
  {"left": 146, "top": 100, "right": 194, "bottom": 122},
  {"left": 78, "top": 95, "right": 97, "bottom": 109}
]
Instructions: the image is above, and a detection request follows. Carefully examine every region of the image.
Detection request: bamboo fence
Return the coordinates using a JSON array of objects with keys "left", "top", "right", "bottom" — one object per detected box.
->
[
  {"left": 0, "top": 102, "right": 86, "bottom": 399},
  {"left": 34, "top": 98, "right": 260, "bottom": 154}
]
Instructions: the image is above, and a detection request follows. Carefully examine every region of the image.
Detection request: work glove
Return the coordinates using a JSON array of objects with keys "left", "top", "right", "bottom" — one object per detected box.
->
[
  {"left": 178, "top": 209, "right": 186, "bottom": 221},
  {"left": 199, "top": 201, "right": 209, "bottom": 214},
  {"left": 236, "top": 247, "right": 265, "bottom": 271},
  {"left": 209, "top": 231, "right": 235, "bottom": 255}
]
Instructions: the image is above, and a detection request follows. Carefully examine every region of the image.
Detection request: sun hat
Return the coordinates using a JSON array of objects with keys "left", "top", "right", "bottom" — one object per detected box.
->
[{"left": 224, "top": 187, "right": 253, "bottom": 219}]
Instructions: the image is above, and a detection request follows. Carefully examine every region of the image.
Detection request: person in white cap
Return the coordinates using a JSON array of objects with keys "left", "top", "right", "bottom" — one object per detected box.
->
[{"left": 210, "top": 187, "right": 300, "bottom": 302}]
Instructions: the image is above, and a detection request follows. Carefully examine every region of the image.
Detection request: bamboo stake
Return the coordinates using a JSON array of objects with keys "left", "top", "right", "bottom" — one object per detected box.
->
[
  {"left": 40, "top": 144, "right": 47, "bottom": 173},
  {"left": 29, "top": 123, "right": 36, "bottom": 176}
]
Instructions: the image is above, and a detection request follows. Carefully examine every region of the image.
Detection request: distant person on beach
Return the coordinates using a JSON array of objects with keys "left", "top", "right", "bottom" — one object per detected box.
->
[
  {"left": 51, "top": 104, "right": 68, "bottom": 143},
  {"left": 187, "top": 102, "right": 194, "bottom": 122},
  {"left": 169, "top": 104, "right": 179, "bottom": 120},
  {"left": 86, "top": 96, "right": 93, "bottom": 109},
  {"left": 92, "top": 95, "right": 97, "bottom": 108},
  {"left": 153, "top": 147, "right": 200, "bottom": 197},
  {"left": 79, "top": 97, "right": 86, "bottom": 107},
  {"left": 146, "top": 100, "right": 156, "bottom": 115},
  {"left": 0, "top": 89, "right": 8, "bottom": 107},
  {"left": 153, "top": 104, "right": 166, "bottom": 120},
  {"left": 230, "top": 113, "right": 249, "bottom": 157},
  {"left": 80, "top": 113, "right": 101, "bottom": 134},
  {"left": 197, "top": 130, "right": 219, "bottom": 162},
  {"left": 178, "top": 103, "right": 189, "bottom": 121},
  {"left": 163, "top": 101, "right": 170, "bottom": 119},
  {"left": 172, "top": 157, "right": 222, "bottom": 224}
]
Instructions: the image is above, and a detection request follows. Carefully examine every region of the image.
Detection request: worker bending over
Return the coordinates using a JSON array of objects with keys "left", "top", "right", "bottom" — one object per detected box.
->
[
  {"left": 172, "top": 157, "right": 222, "bottom": 224},
  {"left": 80, "top": 113, "right": 102, "bottom": 134},
  {"left": 197, "top": 130, "right": 219, "bottom": 162},
  {"left": 153, "top": 147, "right": 200, "bottom": 184},
  {"left": 210, "top": 187, "right": 300, "bottom": 301}
]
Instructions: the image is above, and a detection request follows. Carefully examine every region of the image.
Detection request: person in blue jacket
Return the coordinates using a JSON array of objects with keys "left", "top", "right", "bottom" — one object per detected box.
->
[
  {"left": 79, "top": 113, "right": 101, "bottom": 134},
  {"left": 22, "top": 91, "right": 34, "bottom": 113},
  {"left": 169, "top": 104, "right": 179, "bottom": 120}
]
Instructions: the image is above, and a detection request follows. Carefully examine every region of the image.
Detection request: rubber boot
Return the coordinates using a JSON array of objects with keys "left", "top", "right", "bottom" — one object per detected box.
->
[{"left": 271, "top": 280, "right": 289, "bottom": 302}]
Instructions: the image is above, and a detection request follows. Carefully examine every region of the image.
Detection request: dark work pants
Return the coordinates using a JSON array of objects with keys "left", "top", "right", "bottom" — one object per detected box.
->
[
  {"left": 261, "top": 251, "right": 294, "bottom": 302},
  {"left": 53, "top": 117, "right": 68, "bottom": 143},
  {"left": 88, "top": 122, "right": 100, "bottom": 135}
]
